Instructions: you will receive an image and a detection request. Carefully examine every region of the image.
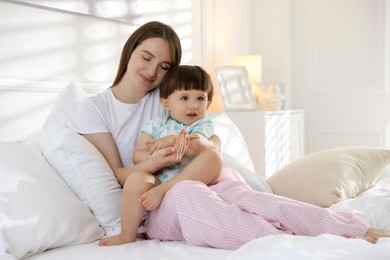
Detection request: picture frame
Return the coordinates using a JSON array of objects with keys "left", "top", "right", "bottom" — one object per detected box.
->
[{"left": 215, "top": 66, "right": 258, "bottom": 111}]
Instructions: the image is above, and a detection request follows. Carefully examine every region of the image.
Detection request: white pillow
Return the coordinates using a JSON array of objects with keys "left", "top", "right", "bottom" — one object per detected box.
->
[
  {"left": 208, "top": 112, "right": 271, "bottom": 192},
  {"left": 39, "top": 83, "right": 122, "bottom": 236},
  {"left": 208, "top": 112, "right": 256, "bottom": 173},
  {"left": 267, "top": 146, "right": 390, "bottom": 207},
  {"left": 43, "top": 82, "right": 87, "bottom": 130},
  {"left": 222, "top": 152, "right": 272, "bottom": 193},
  {"left": 0, "top": 142, "right": 103, "bottom": 259}
]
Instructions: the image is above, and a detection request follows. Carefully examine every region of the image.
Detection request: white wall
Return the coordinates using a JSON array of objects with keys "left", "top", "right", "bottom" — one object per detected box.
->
[
  {"left": 206, "top": 0, "right": 292, "bottom": 109},
  {"left": 291, "top": 0, "right": 390, "bottom": 153},
  {"left": 201, "top": 0, "right": 253, "bottom": 110},
  {"left": 0, "top": 0, "right": 206, "bottom": 141},
  {"left": 0, "top": 1, "right": 136, "bottom": 141},
  {"left": 0, "top": 0, "right": 253, "bottom": 142},
  {"left": 249, "top": 0, "right": 291, "bottom": 108},
  {"left": 2, "top": 0, "right": 389, "bottom": 154},
  {"left": 247, "top": 0, "right": 390, "bottom": 154},
  {"left": 250, "top": 0, "right": 290, "bottom": 86}
]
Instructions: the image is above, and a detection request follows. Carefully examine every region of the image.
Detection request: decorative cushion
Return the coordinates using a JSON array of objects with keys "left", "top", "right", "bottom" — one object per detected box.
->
[
  {"left": 267, "top": 147, "right": 390, "bottom": 207},
  {"left": 0, "top": 142, "right": 103, "bottom": 259}
]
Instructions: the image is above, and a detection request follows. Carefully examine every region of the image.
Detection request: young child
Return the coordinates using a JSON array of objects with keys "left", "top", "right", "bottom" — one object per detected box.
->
[{"left": 99, "top": 65, "right": 223, "bottom": 246}]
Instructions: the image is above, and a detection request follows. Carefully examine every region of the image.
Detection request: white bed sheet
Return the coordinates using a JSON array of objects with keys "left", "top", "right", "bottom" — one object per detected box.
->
[
  {"left": 230, "top": 234, "right": 390, "bottom": 260},
  {"left": 23, "top": 235, "right": 390, "bottom": 260},
  {"left": 22, "top": 235, "right": 390, "bottom": 260},
  {"left": 25, "top": 240, "right": 231, "bottom": 260},
  {"left": 22, "top": 183, "right": 390, "bottom": 260}
]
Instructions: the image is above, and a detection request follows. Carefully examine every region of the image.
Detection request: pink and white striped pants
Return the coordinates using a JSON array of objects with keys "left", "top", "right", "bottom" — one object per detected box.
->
[{"left": 145, "top": 175, "right": 369, "bottom": 249}]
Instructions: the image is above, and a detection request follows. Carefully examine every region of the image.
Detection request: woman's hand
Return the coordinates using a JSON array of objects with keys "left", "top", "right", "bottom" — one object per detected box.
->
[
  {"left": 150, "top": 129, "right": 190, "bottom": 167},
  {"left": 185, "top": 134, "right": 221, "bottom": 157},
  {"left": 146, "top": 134, "right": 177, "bottom": 154}
]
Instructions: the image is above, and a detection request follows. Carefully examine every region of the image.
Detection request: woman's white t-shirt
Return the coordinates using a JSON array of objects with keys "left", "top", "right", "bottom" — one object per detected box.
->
[{"left": 76, "top": 87, "right": 167, "bottom": 167}]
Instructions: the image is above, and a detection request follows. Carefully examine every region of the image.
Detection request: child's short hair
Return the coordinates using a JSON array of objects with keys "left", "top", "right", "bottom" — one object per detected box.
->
[{"left": 160, "top": 65, "right": 213, "bottom": 101}]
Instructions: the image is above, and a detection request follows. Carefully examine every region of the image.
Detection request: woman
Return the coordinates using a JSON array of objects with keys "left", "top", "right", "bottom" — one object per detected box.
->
[
  {"left": 77, "top": 21, "right": 220, "bottom": 188},
  {"left": 99, "top": 65, "right": 222, "bottom": 246},
  {"left": 76, "top": 21, "right": 221, "bottom": 245},
  {"left": 77, "top": 21, "right": 389, "bottom": 250}
]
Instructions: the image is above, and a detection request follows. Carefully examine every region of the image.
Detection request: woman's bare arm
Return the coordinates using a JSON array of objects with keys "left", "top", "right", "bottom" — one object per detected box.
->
[
  {"left": 81, "top": 132, "right": 182, "bottom": 186},
  {"left": 132, "top": 133, "right": 157, "bottom": 164},
  {"left": 83, "top": 133, "right": 169, "bottom": 186},
  {"left": 146, "top": 134, "right": 177, "bottom": 154}
]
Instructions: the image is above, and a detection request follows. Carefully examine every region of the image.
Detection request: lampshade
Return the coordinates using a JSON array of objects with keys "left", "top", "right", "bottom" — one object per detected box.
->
[{"left": 232, "top": 55, "right": 262, "bottom": 83}]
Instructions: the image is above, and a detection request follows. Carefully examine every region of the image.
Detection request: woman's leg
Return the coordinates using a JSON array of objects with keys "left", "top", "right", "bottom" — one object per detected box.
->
[
  {"left": 100, "top": 171, "right": 161, "bottom": 246},
  {"left": 146, "top": 167, "right": 387, "bottom": 249},
  {"left": 145, "top": 179, "right": 290, "bottom": 249},
  {"left": 214, "top": 174, "right": 390, "bottom": 243},
  {"left": 210, "top": 176, "right": 369, "bottom": 238}
]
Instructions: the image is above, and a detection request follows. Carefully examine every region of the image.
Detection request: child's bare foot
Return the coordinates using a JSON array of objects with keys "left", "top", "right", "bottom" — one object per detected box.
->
[
  {"left": 139, "top": 185, "right": 166, "bottom": 210},
  {"left": 98, "top": 233, "right": 136, "bottom": 246},
  {"left": 363, "top": 227, "right": 390, "bottom": 244}
]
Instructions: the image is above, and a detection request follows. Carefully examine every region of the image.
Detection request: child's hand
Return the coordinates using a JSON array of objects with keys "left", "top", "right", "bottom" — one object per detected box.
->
[
  {"left": 147, "top": 135, "right": 177, "bottom": 154},
  {"left": 149, "top": 129, "right": 190, "bottom": 167},
  {"left": 169, "top": 129, "right": 190, "bottom": 163}
]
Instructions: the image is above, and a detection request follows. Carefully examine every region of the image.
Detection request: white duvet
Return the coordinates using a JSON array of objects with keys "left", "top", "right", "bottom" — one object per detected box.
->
[{"left": 23, "top": 183, "right": 390, "bottom": 260}]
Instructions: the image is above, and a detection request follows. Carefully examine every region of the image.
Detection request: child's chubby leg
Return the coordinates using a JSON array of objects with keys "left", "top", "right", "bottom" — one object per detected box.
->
[
  {"left": 99, "top": 171, "right": 161, "bottom": 246},
  {"left": 140, "top": 149, "right": 223, "bottom": 211}
]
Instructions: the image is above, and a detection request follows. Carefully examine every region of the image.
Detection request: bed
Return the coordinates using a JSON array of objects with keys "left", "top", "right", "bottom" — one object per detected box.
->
[
  {"left": 1, "top": 83, "right": 390, "bottom": 260},
  {"left": 2, "top": 2, "right": 390, "bottom": 260}
]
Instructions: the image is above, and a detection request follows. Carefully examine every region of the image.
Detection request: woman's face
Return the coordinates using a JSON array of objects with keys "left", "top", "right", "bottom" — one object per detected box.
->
[{"left": 127, "top": 37, "right": 173, "bottom": 92}]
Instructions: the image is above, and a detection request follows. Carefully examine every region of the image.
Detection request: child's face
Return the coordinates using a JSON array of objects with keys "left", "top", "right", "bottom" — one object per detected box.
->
[{"left": 161, "top": 89, "right": 211, "bottom": 125}]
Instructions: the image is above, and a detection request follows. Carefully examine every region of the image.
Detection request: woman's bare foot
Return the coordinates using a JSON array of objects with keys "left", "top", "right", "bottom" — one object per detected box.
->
[
  {"left": 98, "top": 233, "right": 136, "bottom": 246},
  {"left": 363, "top": 227, "right": 390, "bottom": 244},
  {"left": 139, "top": 185, "right": 166, "bottom": 210}
]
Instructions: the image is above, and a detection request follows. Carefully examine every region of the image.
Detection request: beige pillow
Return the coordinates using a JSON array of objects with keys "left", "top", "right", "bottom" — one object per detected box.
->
[{"left": 267, "top": 147, "right": 390, "bottom": 207}]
